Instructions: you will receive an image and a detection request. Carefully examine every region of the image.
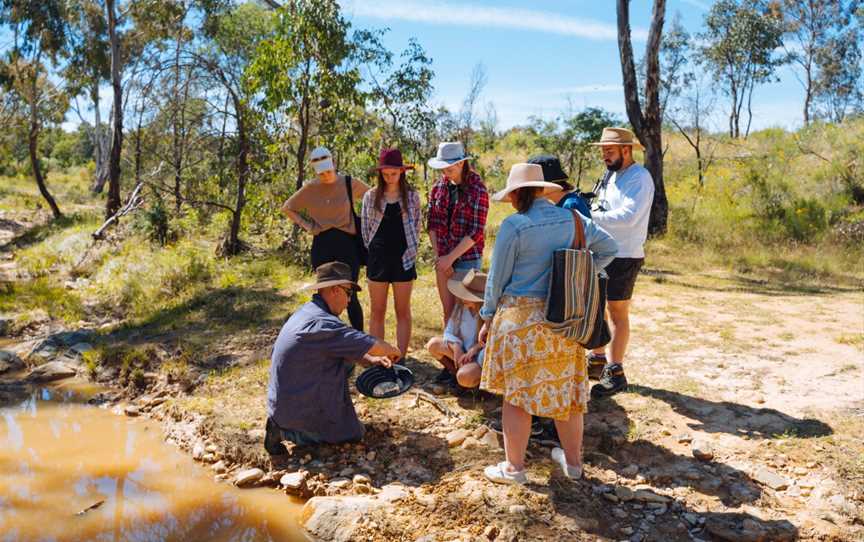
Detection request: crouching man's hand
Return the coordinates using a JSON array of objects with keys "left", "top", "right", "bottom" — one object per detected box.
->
[{"left": 365, "top": 339, "right": 402, "bottom": 367}]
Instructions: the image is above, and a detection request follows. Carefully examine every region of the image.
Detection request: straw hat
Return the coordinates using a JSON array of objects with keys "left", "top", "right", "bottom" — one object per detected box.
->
[
  {"left": 447, "top": 269, "right": 487, "bottom": 303},
  {"left": 299, "top": 262, "right": 361, "bottom": 292},
  {"left": 591, "top": 127, "right": 644, "bottom": 150},
  {"left": 491, "top": 163, "right": 562, "bottom": 202}
]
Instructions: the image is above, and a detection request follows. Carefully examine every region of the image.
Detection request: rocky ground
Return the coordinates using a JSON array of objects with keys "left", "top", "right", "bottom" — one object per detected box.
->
[{"left": 1, "top": 212, "right": 863, "bottom": 542}]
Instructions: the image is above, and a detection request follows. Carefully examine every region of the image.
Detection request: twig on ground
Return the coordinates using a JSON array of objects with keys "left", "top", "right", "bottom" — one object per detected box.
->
[
  {"left": 411, "top": 390, "right": 457, "bottom": 418},
  {"left": 92, "top": 181, "right": 145, "bottom": 241}
]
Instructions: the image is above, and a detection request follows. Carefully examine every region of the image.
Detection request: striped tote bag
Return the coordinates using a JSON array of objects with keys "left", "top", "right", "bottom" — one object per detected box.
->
[{"left": 544, "top": 210, "right": 609, "bottom": 348}]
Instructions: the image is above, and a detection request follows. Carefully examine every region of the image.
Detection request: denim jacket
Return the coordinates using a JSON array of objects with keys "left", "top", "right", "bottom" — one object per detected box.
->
[{"left": 480, "top": 199, "right": 618, "bottom": 320}]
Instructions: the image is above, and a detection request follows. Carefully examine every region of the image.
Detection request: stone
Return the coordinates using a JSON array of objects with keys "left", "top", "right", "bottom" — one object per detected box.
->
[
  {"left": 612, "top": 508, "right": 629, "bottom": 519},
  {"left": 192, "top": 442, "right": 206, "bottom": 460},
  {"left": 473, "top": 425, "right": 489, "bottom": 439},
  {"left": 508, "top": 505, "right": 527, "bottom": 514},
  {"left": 604, "top": 492, "right": 620, "bottom": 503},
  {"left": 621, "top": 464, "right": 639, "bottom": 477},
  {"left": 26, "top": 361, "right": 76, "bottom": 382},
  {"left": 621, "top": 527, "right": 634, "bottom": 535},
  {"left": 480, "top": 431, "right": 501, "bottom": 449},
  {"left": 69, "top": 343, "right": 94, "bottom": 356},
  {"left": 793, "top": 466, "right": 808, "bottom": 476},
  {"left": 483, "top": 525, "right": 499, "bottom": 540},
  {"left": 446, "top": 429, "right": 468, "bottom": 447},
  {"left": 123, "top": 405, "right": 140, "bottom": 417},
  {"left": 682, "top": 513, "right": 700, "bottom": 526},
  {"left": 212, "top": 461, "right": 227, "bottom": 474},
  {"left": 753, "top": 467, "right": 789, "bottom": 491},
  {"left": 378, "top": 484, "right": 409, "bottom": 503},
  {"left": 677, "top": 433, "right": 693, "bottom": 444},
  {"left": 281, "top": 472, "right": 308, "bottom": 494},
  {"left": 234, "top": 468, "right": 265, "bottom": 488},
  {"left": 352, "top": 474, "right": 371, "bottom": 485},
  {"left": 366, "top": 451, "right": 376, "bottom": 461},
  {"left": 633, "top": 489, "right": 670, "bottom": 504},
  {"left": 301, "top": 496, "right": 387, "bottom": 542},
  {"left": 205, "top": 443, "right": 218, "bottom": 454},
  {"left": 828, "top": 494, "right": 855, "bottom": 516},
  {"left": 461, "top": 436, "right": 481, "bottom": 449},
  {"left": 615, "top": 486, "right": 635, "bottom": 502},
  {"left": 0, "top": 317, "right": 11, "bottom": 337},
  {"left": 0, "top": 350, "right": 24, "bottom": 374},
  {"left": 201, "top": 453, "right": 217, "bottom": 463},
  {"left": 338, "top": 467, "right": 354, "bottom": 477},
  {"left": 329, "top": 477, "right": 352, "bottom": 489},
  {"left": 691, "top": 440, "right": 714, "bottom": 461}
]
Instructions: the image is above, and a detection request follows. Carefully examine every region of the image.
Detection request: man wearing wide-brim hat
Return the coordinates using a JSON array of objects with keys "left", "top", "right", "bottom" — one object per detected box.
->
[
  {"left": 265, "top": 262, "right": 401, "bottom": 454},
  {"left": 586, "top": 127, "right": 655, "bottom": 400}
]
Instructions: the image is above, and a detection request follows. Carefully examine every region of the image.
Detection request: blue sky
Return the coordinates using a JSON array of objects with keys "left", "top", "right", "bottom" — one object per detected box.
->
[{"left": 341, "top": 0, "right": 807, "bottom": 132}]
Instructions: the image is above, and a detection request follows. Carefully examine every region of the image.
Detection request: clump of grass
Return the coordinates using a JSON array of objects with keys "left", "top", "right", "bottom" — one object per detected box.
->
[
  {"left": 85, "top": 344, "right": 160, "bottom": 387},
  {"left": 0, "top": 279, "right": 84, "bottom": 323}
]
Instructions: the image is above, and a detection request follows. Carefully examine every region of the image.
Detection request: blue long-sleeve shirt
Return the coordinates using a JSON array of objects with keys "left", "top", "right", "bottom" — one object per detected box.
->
[{"left": 480, "top": 199, "right": 617, "bottom": 320}]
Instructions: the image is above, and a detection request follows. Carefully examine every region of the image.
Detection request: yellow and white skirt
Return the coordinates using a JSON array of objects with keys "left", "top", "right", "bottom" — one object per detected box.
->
[{"left": 480, "top": 296, "right": 588, "bottom": 420}]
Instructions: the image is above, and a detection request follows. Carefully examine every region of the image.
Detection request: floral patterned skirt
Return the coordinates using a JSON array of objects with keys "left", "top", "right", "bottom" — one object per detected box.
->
[{"left": 480, "top": 296, "right": 588, "bottom": 420}]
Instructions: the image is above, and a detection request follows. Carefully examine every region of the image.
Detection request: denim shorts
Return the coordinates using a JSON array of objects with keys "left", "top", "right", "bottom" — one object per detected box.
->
[{"left": 453, "top": 259, "right": 481, "bottom": 272}]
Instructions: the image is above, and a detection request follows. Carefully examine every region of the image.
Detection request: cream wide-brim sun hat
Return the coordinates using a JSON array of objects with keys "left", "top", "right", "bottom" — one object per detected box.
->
[
  {"left": 491, "top": 163, "right": 563, "bottom": 202},
  {"left": 590, "top": 127, "right": 645, "bottom": 150}
]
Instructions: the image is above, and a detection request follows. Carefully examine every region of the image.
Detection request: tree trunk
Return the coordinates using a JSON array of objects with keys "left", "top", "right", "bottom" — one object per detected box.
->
[
  {"left": 295, "top": 97, "right": 310, "bottom": 192},
  {"left": 226, "top": 97, "right": 248, "bottom": 256},
  {"left": 90, "top": 80, "right": 110, "bottom": 193},
  {"left": 28, "top": 82, "right": 62, "bottom": 219},
  {"left": 616, "top": 0, "right": 668, "bottom": 235},
  {"left": 105, "top": 0, "right": 123, "bottom": 219},
  {"left": 172, "top": 35, "right": 183, "bottom": 213}
]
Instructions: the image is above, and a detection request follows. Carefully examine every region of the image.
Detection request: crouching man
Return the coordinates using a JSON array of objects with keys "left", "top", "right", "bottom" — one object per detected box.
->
[{"left": 265, "top": 262, "right": 401, "bottom": 455}]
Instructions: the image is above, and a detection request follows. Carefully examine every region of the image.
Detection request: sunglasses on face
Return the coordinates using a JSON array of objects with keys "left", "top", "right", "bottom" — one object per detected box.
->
[{"left": 338, "top": 285, "right": 354, "bottom": 296}]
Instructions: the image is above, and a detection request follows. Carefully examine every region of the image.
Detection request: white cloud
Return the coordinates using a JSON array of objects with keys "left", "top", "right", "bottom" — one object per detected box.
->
[{"left": 342, "top": 0, "right": 649, "bottom": 41}]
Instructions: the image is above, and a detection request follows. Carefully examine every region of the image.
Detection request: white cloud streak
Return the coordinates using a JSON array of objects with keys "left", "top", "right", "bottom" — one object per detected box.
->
[{"left": 342, "top": 0, "right": 649, "bottom": 41}]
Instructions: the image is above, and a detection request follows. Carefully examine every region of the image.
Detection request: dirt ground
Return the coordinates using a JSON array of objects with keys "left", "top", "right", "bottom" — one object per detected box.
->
[{"left": 2, "top": 213, "right": 863, "bottom": 541}]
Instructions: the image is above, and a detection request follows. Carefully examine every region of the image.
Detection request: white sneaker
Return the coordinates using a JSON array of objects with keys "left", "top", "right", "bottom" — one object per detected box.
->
[
  {"left": 483, "top": 461, "right": 527, "bottom": 485},
  {"left": 551, "top": 447, "right": 582, "bottom": 479}
]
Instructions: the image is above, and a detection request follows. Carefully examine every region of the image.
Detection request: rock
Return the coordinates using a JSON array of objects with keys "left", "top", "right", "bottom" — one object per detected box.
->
[
  {"left": 682, "top": 513, "right": 701, "bottom": 526},
  {"left": 201, "top": 453, "right": 217, "bottom": 463},
  {"left": 691, "top": 440, "right": 714, "bottom": 461},
  {"left": 0, "top": 350, "right": 24, "bottom": 374},
  {"left": 615, "top": 486, "right": 635, "bottom": 502},
  {"left": 338, "top": 467, "right": 353, "bottom": 477},
  {"left": 281, "top": 471, "right": 308, "bottom": 495},
  {"left": 473, "top": 425, "right": 489, "bottom": 438},
  {"left": 612, "top": 508, "right": 629, "bottom": 519},
  {"left": 26, "top": 361, "right": 76, "bottom": 382},
  {"left": 123, "top": 405, "right": 140, "bottom": 417},
  {"left": 621, "top": 526, "right": 634, "bottom": 535},
  {"left": 633, "top": 489, "right": 670, "bottom": 504},
  {"left": 0, "top": 317, "right": 11, "bottom": 337},
  {"left": 212, "top": 461, "right": 227, "bottom": 474},
  {"left": 828, "top": 494, "right": 855, "bottom": 516},
  {"left": 753, "top": 467, "right": 789, "bottom": 490},
  {"left": 352, "top": 474, "right": 371, "bottom": 485},
  {"left": 508, "top": 505, "right": 527, "bottom": 514},
  {"left": 234, "top": 468, "right": 265, "bottom": 488},
  {"left": 205, "top": 443, "right": 218, "bottom": 454},
  {"left": 378, "top": 484, "right": 409, "bottom": 503},
  {"left": 621, "top": 464, "right": 639, "bottom": 477},
  {"left": 677, "top": 433, "right": 693, "bottom": 444},
  {"left": 461, "top": 436, "right": 481, "bottom": 449},
  {"left": 446, "top": 429, "right": 468, "bottom": 447},
  {"left": 483, "top": 525, "right": 499, "bottom": 540},
  {"left": 329, "top": 477, "right": 351, "bottom": 489},
  {"left": 192, "top": 442, "right": 206, "bottom": 460},
  {"left": 366, "top": 451, "right": 376, "bottom": 461},
  {"left": 604, "top": 492, "right": 620, "bottom": 503},
  {"left": 301, "top": 496, "right": 387, "bottom": 542},
  {"left": 480, "top": 430, "right": 501, "bottom": 449}
]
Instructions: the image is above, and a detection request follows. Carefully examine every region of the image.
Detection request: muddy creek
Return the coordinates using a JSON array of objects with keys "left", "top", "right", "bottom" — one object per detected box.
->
[{"left": 0, "top": 379, "right": 305, "bottom": 542}]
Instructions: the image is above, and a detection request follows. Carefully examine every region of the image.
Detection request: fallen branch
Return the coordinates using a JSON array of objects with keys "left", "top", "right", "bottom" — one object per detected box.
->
[
  {"left": 411, "top": 390, "right": 456, "bottom": 418},
  {"left": 92, "top": 181, "right": 145, "bottom": 240}
]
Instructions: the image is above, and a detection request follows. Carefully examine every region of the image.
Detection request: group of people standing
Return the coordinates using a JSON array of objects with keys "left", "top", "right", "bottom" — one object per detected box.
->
[{"left": 266, "top": 127, "right": 654, "bottom": 485}]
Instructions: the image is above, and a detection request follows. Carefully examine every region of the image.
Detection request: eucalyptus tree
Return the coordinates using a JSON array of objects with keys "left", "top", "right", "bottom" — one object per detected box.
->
[
  {"left": 698, "top": 0, "right": 786, "bottom": 138},
  {"left": 0, "top": 0, "right": 69, "bottom": 219}
]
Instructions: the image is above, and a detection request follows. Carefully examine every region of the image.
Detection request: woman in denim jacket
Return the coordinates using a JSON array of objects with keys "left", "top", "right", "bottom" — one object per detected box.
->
[{"left": 479, "top": 163, "right": 617, "bottom": 485}]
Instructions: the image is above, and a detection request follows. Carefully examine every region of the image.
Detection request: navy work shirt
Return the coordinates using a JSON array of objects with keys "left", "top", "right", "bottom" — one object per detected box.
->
[{"left": 267, "top": 294, "right": 376, "bottom": 443}]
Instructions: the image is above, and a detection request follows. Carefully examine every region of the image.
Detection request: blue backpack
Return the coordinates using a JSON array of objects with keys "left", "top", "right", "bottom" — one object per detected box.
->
[{"left": 558, "top": 191, "right": 592, "bottom": 218}]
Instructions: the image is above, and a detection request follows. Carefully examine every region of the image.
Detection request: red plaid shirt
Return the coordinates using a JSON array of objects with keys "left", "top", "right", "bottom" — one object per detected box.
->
[{"left": 426, "top": 171, "right": 489, "bottom": 262}]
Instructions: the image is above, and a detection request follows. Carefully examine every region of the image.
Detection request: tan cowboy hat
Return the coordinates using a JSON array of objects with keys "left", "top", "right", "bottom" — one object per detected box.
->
[
  {"left": 491, "top": 163, "right": 562, "bottom": 202},
  {"left": 447, "top": 269, "right": 487, "bottom": 303},
  {"left": 299, "top": 261, "right": 362, "bottom": 292},
  {"left": 591, "top": 127, "right": 644, "bottom": 150}
]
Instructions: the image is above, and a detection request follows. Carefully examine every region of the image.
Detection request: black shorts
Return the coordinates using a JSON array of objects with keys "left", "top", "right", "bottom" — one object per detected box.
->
[
  {"left": 367, "top": 254, "right": 416, "bottom": 283},
  {"left": 605, "top": 257, "right": 644, "bottom": 301}
]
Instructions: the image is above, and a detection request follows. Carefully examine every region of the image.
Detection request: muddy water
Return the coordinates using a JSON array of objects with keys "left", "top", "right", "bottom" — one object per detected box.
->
[{"left": 0, "top": 380, "right": 305, "bottom": 542}]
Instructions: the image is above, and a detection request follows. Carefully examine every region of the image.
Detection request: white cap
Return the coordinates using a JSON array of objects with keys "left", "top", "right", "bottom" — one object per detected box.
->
[{"left": 310, "top": 146, "right": 335, "bottom": 174}]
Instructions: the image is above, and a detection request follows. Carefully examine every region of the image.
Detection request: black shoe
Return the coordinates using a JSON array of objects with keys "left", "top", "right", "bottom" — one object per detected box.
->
[
  {"left": 590, "top": 363, "right": 628, "bottom": 399},
  {"left": 434, "top": 368, "right": 456, "bottom": 385},
  {"left": 587, "top": 353, "right": 607, "bottom": 380},
  {"left": 486, "top": 417, "right": 544, "bottom": 437}
]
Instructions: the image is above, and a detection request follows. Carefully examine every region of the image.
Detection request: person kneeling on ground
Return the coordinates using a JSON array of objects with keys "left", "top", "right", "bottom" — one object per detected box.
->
[
  {"left": 265, "top": 262, "right": 401, "bottom": 455},
  {"left": 426, "top": 270, "right": 487, "bottom": 391}
]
